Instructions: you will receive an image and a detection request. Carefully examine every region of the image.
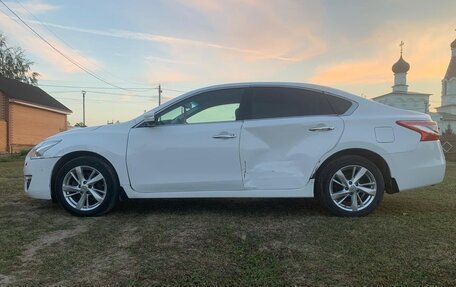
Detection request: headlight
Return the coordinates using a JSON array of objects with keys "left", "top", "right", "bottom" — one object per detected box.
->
[{"left": 28, "top": 140, "right": 62, "bottom": 159}]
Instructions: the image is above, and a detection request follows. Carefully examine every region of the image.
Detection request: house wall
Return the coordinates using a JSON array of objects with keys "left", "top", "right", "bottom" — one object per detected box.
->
[
  {"left": 9, "top": 102, "right": 67, "bottom": 152},
  {"left": 0, "top": 120, "right": 7, "bottom": 153},
  {"left": 0, "top": 92, "right": 7, "bottom": 153}
]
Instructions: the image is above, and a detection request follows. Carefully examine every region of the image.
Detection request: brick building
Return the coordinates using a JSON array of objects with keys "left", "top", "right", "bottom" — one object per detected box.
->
[{"left": 0, "top": 76, "right": 71, "bottom": 153}]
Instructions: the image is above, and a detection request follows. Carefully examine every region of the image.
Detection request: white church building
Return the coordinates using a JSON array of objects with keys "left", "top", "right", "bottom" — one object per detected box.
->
[
  {"left": 372, "top": 38, "right": 456, "bottom": 133},
  {"left": 435, "top": 38, "right": 456, "bottom": 131}
]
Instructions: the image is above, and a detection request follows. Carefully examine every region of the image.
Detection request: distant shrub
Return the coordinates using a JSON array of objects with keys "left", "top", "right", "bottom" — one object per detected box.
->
[{"left": 19, "top": 149, "right": 31, "bottom": 156}]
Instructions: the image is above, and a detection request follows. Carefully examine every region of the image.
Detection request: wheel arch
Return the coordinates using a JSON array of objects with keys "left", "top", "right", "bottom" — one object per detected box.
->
[
  {"left": 313, "top": 148, "right": 399, "bottom": 195},
  {"left": 50, "top": 151, "right": 127, "bottom": 202}
]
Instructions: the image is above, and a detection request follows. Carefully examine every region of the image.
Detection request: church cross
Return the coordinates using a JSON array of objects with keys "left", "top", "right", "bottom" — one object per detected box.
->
[{"left": 399, "top": 41, "right": 404, "bottom": 55}]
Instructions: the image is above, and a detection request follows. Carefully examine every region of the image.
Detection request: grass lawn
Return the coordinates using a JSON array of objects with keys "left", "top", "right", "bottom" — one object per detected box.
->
[{"left": 0, "top": 159, "right": 455, "bottom": 286}]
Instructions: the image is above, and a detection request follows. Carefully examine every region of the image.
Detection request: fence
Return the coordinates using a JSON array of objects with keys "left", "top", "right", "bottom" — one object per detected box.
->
[{"left": 441, "top": 135, "right": 456, "bottom": 161}]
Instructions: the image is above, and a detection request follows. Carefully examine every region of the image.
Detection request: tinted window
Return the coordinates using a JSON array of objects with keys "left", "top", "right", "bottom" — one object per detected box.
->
[
  {"left": 247, "top": 87, "right": 338, "bottom": 120},
  {"left": 326, "top": 94, "right": 352, "bottom": 114},
  {"left": 156, "top": 88, "right": 244, "bottom": 125}
]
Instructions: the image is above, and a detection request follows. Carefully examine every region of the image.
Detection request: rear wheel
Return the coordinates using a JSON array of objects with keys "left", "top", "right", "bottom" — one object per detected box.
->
[
  {"left": 316, "top": 155, "right": 385, "bottom": 217},
  {"left": 55, "top": 156, "right": 119, "bottom": 216}
]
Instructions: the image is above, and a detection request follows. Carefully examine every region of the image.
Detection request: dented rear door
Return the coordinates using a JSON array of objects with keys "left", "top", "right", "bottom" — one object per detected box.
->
[{"left": 239, "top": 87, "right": 344, "bottom": 190}]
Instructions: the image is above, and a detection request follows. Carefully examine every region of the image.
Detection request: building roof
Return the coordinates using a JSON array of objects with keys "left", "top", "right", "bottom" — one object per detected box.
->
[
  {"left": 373, "top": 91, "right": 431, "bottom": 100},
  {"left": 445, "top": 55, "right": 456, "bottom": 80},
  {"left": 0, "top": 76, "right": 71, "bottom": 113},
  {"left": 439, "top": 112, "right": 456, "bottom": 121},
  {"left": 392, "top": 55, "right": 410, "bottom": 74},
  {"left": 451, "top": 38, "right": 456, "bottom": 49}
]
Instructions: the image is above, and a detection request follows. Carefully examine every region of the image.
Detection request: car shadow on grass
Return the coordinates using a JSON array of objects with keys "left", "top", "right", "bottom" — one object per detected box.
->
[{"left": 113, "top": 198, "right": 328, "bottom": 217}]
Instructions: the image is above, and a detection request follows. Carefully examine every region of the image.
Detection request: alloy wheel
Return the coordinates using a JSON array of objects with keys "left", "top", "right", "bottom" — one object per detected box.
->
[
  {"left": 62, "top": 165, "right": 107, "bottom": 211},
  {"left": 329, "top": 165, "right": 377, "bottom": 212}
]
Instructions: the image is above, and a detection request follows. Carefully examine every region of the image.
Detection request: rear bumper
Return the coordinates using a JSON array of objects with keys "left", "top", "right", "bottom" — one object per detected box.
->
[
  {"left": 23, "top": 157, "right": 59, "bottom": 200},
  {"left": 386, "top": 141, "right": 446, "bottom": 192}
]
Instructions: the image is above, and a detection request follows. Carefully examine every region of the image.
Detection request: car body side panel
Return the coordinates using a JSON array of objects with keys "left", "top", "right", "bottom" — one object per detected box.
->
[
  {"left": 126, "top": 122, "right": 243, "bottom": 193},
  {"left": 41, "top": 122, "right": 132, "bottom": 189},
  {"left": 314, "top": 103, "right": 445, "bottom": 192},
  {"left": 240, "top": 116, "right": 344, "bottom": 190},
  {"left": 24, "top": 83, "right": 446, "bottom": 201},
  {"left": 120, "top": 181, "right": 315, "bottom": 198},
  {"left": 383, "top": 141, "right": 445, "bottom": 191}
]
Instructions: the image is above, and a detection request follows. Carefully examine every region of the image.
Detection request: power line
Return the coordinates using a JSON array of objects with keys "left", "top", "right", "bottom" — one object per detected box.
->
[
  {"left": 162, "top": 88, "right": 188, "bottom": 93},
  {"left": 38, "top": 83, "right": 186, "bottom": 93},
  {"left": 43, "top": 89, "right": 157, "bottom": 98},
  {"left": 38, "top": 84, "right": 157, "bottom": 90},
  {"left": 55, "top": 96, "right": 154, "bottom": 103},
  {"left": 0, "top": 0, "right": 132, "bottom": 91},
  {"left": 13, "top": 0, "right": 158, "bottom": 89}
]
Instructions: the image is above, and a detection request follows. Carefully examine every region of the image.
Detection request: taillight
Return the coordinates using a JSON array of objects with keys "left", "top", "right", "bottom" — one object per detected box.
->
[{"left": 396, "top": 120, "right": 440, "bottom": 141}]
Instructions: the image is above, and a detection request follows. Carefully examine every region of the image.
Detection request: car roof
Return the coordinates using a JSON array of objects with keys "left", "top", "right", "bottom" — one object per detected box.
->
[
  {"left": 176, "top": 82, "right": 364, "bottom": 103},
  {"left": 139, "top": 82, "right": 374, "bottom": 121}
]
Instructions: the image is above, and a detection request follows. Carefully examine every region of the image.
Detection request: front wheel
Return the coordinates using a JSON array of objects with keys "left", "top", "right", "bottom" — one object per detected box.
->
[
  {"left": 55, "top": 156, "right": 119, "bottom": 216},
  {"left": 316, "top": 155, "right": 385, "bottom": 217}
]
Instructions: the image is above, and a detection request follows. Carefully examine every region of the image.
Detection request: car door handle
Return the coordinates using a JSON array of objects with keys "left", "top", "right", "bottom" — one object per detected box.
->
[
  {"left": 309, "top": 126, "right": 335, "bottom": 132},
  {"left": 212, "top": 132, "right": 237, "bottom": 139}
]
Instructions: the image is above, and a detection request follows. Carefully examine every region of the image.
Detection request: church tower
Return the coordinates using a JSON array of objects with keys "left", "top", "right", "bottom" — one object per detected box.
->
[
  {"left": 392, "top": 42, "right": 410, "bottom": 93},
  {"left": 373, "top": 41, "right": 430, "bottom": 114},
  {"left": 441, "top": 38, "right": 456, "bottom": 108},
  {"left": 435, "top": 36, "right": 456, "bottom": 132}
]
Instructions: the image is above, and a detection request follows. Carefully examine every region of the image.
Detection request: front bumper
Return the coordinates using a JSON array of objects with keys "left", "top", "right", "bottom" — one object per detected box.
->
[{"left": 23, "top": 157, "right": 60, "bottom": 200}]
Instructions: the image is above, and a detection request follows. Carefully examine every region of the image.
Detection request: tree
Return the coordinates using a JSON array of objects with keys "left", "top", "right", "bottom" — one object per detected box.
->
[
  {"left": 442, "top": 124, "right": 455, "bottom": 141},
  {"left": 74, "top": 122, "right": 86, "bottom": 127},
  {"left": 0, "top": 33, "right": 39, "bottom": 85}
]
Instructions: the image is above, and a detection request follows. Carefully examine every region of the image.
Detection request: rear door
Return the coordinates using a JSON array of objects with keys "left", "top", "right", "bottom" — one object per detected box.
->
[{"left": 240, "top": 87, "right": 349, "bottom": 190}]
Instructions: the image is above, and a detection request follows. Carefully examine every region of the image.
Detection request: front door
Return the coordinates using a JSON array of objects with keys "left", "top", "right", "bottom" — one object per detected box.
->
[{"left": 126, "top": 88, "right": 246, "bottom": 193}]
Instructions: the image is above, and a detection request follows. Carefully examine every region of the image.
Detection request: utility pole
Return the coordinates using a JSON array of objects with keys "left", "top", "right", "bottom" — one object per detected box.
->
[
  {"left": 82, "top": 90, "right": 86, "bottom": 126},
  {"left": 158, "top": 84, "right": 162, "bottom": 106}
]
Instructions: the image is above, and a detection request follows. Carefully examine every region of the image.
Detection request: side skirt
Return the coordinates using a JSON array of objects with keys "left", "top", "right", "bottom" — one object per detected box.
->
[{"left": 120, "top": 180, "right": 315, "bottom": 199}]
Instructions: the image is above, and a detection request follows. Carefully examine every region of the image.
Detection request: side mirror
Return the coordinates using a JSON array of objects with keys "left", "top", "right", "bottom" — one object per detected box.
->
[{"left": 143, "top": 113, "right": 156, "bottom": 127}]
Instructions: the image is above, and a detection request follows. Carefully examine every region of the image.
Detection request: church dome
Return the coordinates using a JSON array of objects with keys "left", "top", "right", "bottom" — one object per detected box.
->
[{"left": 392, "top": 56, "right": 410, "bottom": 73}]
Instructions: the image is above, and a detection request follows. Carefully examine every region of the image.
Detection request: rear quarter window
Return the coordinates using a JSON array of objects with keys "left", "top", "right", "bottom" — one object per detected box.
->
[{"left": 325, "top": 94, "right": 353, "bottom": 115}]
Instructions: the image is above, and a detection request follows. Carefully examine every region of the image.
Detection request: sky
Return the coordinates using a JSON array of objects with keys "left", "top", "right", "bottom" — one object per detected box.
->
[{"left": 0, "top": 0, "right": 455, "bottom": 126}]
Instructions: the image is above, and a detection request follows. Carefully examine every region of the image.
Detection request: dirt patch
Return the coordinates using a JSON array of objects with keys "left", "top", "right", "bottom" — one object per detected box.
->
[
  {"left": 0, "top": 274, "right": 16, "bottom": 285},
  {"left": 48, "top": 249, "right": 137, "bottom": 287},
  {"left": 117, "top": 225, "right": 142, "bottom": 247},
  {"left": 21, "top": 225, "right": 87, "bottom": 263}
]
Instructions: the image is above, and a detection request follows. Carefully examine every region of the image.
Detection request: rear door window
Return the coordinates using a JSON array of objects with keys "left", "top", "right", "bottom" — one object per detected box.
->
[{"left": 247, "top": 87, "right": 350, "bottom": 120}]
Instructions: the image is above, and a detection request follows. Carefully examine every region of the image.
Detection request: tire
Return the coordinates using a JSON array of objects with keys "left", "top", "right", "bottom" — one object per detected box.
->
[
  {"left": 55, "top": 156, "right": 119, "bottom": 216},
  {"left": 316, "top": 155, "right": 385, "bottom": 217}
]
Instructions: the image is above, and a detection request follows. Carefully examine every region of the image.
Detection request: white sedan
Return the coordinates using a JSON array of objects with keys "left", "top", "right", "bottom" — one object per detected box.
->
[{"left": 24, "top": 83, "right": 446, "bottom": 216}]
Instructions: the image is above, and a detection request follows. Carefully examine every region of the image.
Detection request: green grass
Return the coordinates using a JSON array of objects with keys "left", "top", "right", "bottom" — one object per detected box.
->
[{"left": 0, "top": 159, "right": 455, "bottom": 286}]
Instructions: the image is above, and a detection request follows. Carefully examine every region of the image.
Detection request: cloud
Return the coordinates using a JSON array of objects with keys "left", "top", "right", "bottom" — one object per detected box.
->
[
  {"left": 26, "top": 19, "right": 316, "bottom": 62},
  {"left": 0, "top": 12, "right": 101, "bottom": 74},
  {"left": 145, "top": 56, "right": 194, "bottom": 65},
  {"left": 19, "top": 1, "right": 326, "bottom": 63},
  {"left": 310, "top": 20, "right": 454, "bottom": 86},
  {"left": 4, "top": 0, "right": 59, "bottom": 15},
  {"left": 173, "top": 0, "right": 327, "bottom": 62},
  {"left": 145, "top": 68, "right": 196, "bottom": 84}
]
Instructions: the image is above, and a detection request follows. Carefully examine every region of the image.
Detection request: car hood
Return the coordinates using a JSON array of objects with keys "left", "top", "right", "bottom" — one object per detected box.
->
[{"left": 45, "top": 120, "right": 133, "bottom": 142}]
